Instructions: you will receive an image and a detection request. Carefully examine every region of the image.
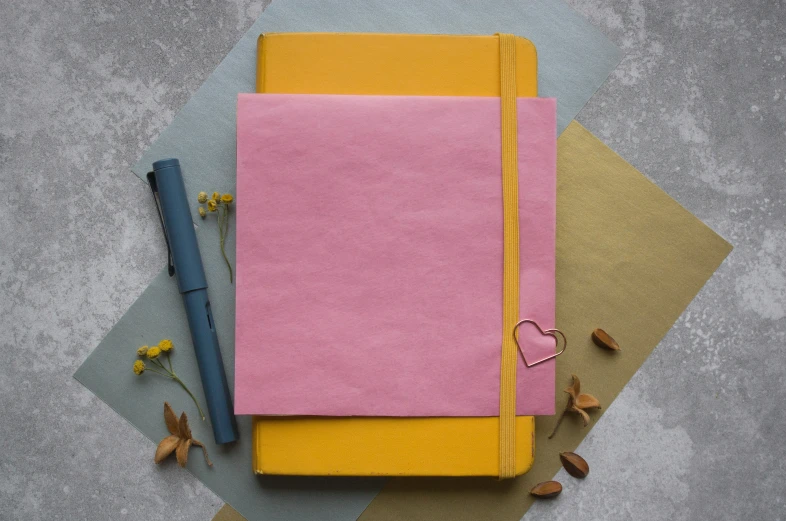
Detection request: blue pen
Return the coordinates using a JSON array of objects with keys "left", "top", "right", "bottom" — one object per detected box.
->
[{"left": 148, "top": 158, "right": 239, "bottom": 445}]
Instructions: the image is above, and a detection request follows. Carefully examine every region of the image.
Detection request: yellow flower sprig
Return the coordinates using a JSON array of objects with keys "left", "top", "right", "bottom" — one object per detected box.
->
[
  {"left": 197, "top": 191, "right": 234, "bottom": 283},
  {"left": 133, "top": 339, "right": 205, "bottom": 421}
]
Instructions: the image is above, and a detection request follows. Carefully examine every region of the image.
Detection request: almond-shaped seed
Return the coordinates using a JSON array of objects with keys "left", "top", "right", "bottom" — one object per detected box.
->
[
  {"left": 154, "top": 435, "right": 181, "bottom": 464},
  {"left": 530, "top": 481, "right": 562, "bottom": 499},
  {"left": 559, "top": 451, "right": 589, "bottom": 478},
  {"left": 591, "top": 328, "right": 620, "bottom": 351}
]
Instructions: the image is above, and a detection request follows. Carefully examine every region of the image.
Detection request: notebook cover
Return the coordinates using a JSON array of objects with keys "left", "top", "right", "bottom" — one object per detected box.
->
[
  {"left": 254, "top": 416, "right": 534, "bottom": 477},
  {"left": 250, "top": 33, "right": 541, "bottom": 476},
  {"left": 257, "top": 32, "right": 537, "bottom": 97}
]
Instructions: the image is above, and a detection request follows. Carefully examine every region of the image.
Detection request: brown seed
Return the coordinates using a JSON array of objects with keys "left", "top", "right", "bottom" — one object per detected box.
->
[
  {"left": 591, "top": 328, "right": 620, "bottom": 351},
  {"left": 154, "top": 435, "right": 181, "bottom": 464},
  {"left": 530, "top": 481, "right": 562, "bottom": 499},
  {"left": 559, "top": 451, "right": 589, "bottom": 478}
]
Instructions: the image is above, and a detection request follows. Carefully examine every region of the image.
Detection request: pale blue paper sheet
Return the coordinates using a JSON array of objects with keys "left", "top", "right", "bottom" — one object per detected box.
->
[{"left": 78, "top": 2, "right": 622, "bottom": 520}]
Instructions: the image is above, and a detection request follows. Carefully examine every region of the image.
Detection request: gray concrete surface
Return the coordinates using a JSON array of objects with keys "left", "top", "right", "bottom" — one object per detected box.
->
[{"left": 0, "top": 1, "right": 783, "bottom": 520}]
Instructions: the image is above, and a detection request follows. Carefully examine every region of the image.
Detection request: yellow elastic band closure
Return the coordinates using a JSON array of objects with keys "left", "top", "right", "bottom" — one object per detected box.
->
[{"left": 497, "top": 33, "right": 520, "bottom": 480}]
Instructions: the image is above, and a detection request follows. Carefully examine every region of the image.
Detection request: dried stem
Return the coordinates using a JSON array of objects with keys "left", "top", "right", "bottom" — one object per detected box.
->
[
  {"left": 172, "top": 374, "right": 206, "bottom": 421},
  {"left": 148, "top": 355, "right": 206, "bottom": 421},
  {"left": 548, "top": 402, "right": 570, "bottom": 439},
  {"left": 218, "top": 204, "right": 233, "bottom": 283},
  {"left": 192, "top": 440, "right": 213, "bottom": 466}
]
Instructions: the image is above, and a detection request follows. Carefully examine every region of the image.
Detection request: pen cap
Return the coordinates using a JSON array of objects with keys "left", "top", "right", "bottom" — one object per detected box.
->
[{"left": 151, "top": 158, "right": 208, "bottom": 293}]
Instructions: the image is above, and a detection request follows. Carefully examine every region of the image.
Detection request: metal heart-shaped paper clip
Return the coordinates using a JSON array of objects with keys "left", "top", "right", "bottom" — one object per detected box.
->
[{"left": 512, "top": 319, "right": 567, "bottom": 368}]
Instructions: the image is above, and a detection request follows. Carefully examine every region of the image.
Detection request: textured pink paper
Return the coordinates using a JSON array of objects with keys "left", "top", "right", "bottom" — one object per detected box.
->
[{"left": 235, "top": 94, "right": 556, "bottom": 416}]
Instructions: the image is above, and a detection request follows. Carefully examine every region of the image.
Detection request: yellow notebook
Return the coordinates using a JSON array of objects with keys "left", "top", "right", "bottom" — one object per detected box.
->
[{"left": 252, "top": 32, "right": 538, "bottom": 477}]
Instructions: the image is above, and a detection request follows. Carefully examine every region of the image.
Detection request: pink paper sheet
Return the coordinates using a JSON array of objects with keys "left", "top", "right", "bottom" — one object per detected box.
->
[{"left": 235, "top": 94, "right": 556, "bottom": 416}]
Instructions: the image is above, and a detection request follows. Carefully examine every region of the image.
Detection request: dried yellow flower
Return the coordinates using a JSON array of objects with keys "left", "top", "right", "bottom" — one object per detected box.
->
[
  {"left": 221, "top": 193, "right": 234, "bottom": 204},
  {"left": 197, "top": 191, "right": 208, "bottom": 204},
  {"left": 133, "top": 360, "right": 145, "bottom": 375},
  {"left": 137, "top": 345, "right": 148, "bottom": 356},
  {"left": 212, "top": 191, "right": 220, "bottom": 201},
  {"left": 146, "top": 346, "right": 162, "bottom": 360},
  {"left": 198, "top": 207, "right": 206, "bottom": 218},
  {"left": 207, "top": 200, "right": 217, "bottom": 212},
  {"left": 158, "top": 339, "right": 173, "bottom": 352}
]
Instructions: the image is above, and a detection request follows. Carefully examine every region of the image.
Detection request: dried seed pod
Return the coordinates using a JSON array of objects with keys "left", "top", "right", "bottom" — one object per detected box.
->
[
  {"left": 559, "top": 451, "right": 589, "bottom": 478},
  {"left": 591, "top": 328, "right": 620, "bottom": 351},
  {"left": 154, "top": 402, "right": 212, "bottom": 467},
  {"left": 154, "top": 435, "right": 181, "bottom": 464},
  {"left": 530, "top": 481, "right": 562, "bottom": 499}
]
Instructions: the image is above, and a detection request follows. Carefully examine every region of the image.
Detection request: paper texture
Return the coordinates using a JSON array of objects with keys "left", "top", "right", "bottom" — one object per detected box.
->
[
  {"left": 131, "top": 0, "right": 622, "bottom": 229},
  {"left": 74, "top": 223, "right": 384, "bottom": 521},
  {"left": 354, "top": 122, "right": 733, "bottom": 521},
  {"left": 235, "top": 94, "right": 556, "bottom": 417}
]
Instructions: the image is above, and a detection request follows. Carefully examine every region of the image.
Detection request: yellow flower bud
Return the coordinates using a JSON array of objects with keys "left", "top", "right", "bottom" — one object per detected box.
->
[
  {"left": 146, "top": 346, "right": 162, "bottom": 360},
  {"left": 198, "top": 207, "right": 206, "bottom": 218},
  {"left": 197, "top": 191, "right": 208, "bottom": 204},
  {"left": 158, "top": 339, "right": 173, "bottom": 352},
  {"left": 212, "top": 191, "right": 220, "bottom": 201},
  {"left": 221, "top": 193, "right": 234, "bottom": 204},
  {"left": 137, "top": 345, "right": 148, "bottom": 356},
  {"left": 207, "top": 200, "right": 217, "bottom": 212},
  {"left": 133, "top": 360, "right": 145, "bottom": 375}
]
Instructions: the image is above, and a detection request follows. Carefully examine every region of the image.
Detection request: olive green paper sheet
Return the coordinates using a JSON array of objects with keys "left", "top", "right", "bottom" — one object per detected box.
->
[{"left": 212, "top": 121, "right": 732, "bottom": 521}]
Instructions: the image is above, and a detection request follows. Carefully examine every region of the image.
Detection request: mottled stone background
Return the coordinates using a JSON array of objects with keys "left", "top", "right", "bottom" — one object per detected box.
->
[{"left": 0, "top": 1, "right": 783, "bottom": 520}]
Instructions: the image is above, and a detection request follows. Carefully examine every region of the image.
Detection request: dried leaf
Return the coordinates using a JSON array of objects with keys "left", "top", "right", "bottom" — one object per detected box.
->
[
  {"left": 155, "top": 435, "right": 181, "bottom": 464},
  {"left": 163, "top": 402, "right": 179, "bottom": 436},
  {"left": 191, "top": 439, "right": 213, "bottom": 467},
  {"left": 176, "top": 438, "right": 192, "bottom": 467},
  {"left": 571, "top": 405, "right": 591, "bottom": 426},
  {"left": 530, "top": 481, "right": 562, "bottom": 499},
  {"left": 559, "top": 452, "right": 589, "bottom": 478},
  {"left": 178, "top": 412, "right": 192, "bottom": 440},
  {"left": 591, "top": 328, "right": 620, "bottom": 351},
  {"left": 575, "top": 393, "right": 601, "bottom": 410},
  {"left": 564, "top": 374, "right": 580, "bottom": 401}
]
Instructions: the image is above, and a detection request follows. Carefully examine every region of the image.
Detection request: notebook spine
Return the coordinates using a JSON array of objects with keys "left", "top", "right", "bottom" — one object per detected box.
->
[{"left": 256, "top": 34, "right": 267, "bottom": 93}]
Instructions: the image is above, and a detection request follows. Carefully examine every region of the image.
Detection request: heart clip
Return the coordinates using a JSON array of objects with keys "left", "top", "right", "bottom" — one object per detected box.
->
[{"left": 512, "top": 319, "right": 567, "bottom": 368}]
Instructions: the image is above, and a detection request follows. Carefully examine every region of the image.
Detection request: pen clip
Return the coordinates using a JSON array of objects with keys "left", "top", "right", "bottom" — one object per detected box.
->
[{"left": 147, "top": 171, "right": 175, "bottom": 277}]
